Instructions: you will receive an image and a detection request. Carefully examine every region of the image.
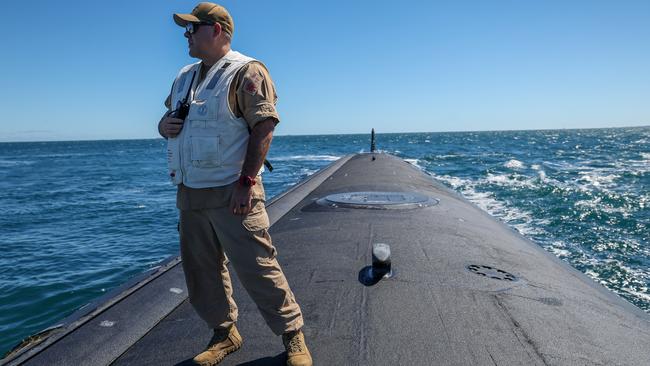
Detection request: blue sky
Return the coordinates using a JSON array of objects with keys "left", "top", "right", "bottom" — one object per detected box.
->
[{"left": 0, "top": 0, "right": 648, "bottom": 141}]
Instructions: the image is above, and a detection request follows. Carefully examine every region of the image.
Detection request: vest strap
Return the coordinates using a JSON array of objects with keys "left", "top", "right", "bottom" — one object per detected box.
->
[{"left": 206, "top": 62, "right": 231, "bottom": 90}]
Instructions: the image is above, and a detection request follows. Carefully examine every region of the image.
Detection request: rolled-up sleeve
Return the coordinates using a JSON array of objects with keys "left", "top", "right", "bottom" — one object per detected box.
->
[{"left": 230, "top": 62, "right": 280, "bottom": 129}]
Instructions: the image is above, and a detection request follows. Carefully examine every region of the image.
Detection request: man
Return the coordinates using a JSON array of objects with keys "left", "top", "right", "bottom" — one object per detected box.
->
[{"left": 157, "top": 3, "right": 312, "bottom": 365}]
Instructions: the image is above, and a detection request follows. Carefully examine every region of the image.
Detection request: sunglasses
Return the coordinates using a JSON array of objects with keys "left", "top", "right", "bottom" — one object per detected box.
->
[{"left": 185, "top": 22, "right": 215, "bottom": 34}]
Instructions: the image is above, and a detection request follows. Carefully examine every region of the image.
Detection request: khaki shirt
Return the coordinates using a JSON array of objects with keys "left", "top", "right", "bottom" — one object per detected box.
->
[{"left": 163, "top": 61, "right": 279, "bottom": 210}]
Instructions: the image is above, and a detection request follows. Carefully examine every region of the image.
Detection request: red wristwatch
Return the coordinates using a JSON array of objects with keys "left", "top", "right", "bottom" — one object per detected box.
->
[{"left": 238, "top": 175, "right": 256, "bottom": 187}]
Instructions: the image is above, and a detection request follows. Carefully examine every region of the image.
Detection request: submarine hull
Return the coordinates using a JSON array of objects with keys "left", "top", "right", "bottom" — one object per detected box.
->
[{"left": 4, "top": 153, "right": 649, "bottom": 365}]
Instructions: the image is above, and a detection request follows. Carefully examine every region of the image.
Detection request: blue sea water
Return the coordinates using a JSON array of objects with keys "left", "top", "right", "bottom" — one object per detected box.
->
[{"left": 0, "top": 127, "right": 648, "bottom": 356}]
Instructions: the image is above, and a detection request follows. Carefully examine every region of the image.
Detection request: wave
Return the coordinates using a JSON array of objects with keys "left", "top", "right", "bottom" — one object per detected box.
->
[
  {"left": 504, "top": 159, "right": 525, "bottom": 169},
  {"left": 271, "top": 154, "right": 341, "bottom": 162},
  {"left": 32, "top": 153, "right": 90, "bottom": 158},
  {"left": 0, "top": 160, "right": 35, "bottom": 167},
  {"left": 299, "top": 168, "right": 318, "bottom": 176},
  {"left": 584, "top": 257, "right": 650, "bottom": 303},
  {"left": 429, "top": 154, "right": 461, "bottom": 160},
  {"left": 404, "top": 158, "right": 426, "bottom": 170},
  {"left": 483, "top": 173, "right": 538, "bottom": 189},
  {"left": 625, "top": 288, "right": 650, "bottom": 303},
  {"left": 576, "top": 171, "right": 620, "bottom": 189},
  {"left": 549, "top": 246, "right": 571, "bottom": 258},
  {"left": 430, "top": 173, "right": 545, "bottom": 236}
]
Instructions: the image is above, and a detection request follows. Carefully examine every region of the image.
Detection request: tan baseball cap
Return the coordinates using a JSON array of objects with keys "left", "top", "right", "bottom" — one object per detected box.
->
[{"left": 173, "top": 2, "right": 234, "bottom": 36}]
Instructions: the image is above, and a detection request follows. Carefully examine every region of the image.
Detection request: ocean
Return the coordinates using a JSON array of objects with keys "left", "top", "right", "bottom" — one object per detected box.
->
[{"left": 0, "top": 127, "right": 648, "bottom": 356}]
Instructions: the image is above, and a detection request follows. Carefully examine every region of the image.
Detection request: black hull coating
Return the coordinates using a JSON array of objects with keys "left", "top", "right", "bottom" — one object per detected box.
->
[{"left": 3, "top": 153, "right": 649, "bottom": 365}]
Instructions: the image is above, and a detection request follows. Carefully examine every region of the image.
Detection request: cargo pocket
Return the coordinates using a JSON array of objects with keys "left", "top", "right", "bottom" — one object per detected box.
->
[
  {"left": 190, "top": 136, "right": 220, "bottom": 168},
  {"left": 254, "top": 228, "right": 278, "bottom": 265},
  {"left": 241, "top": 200, "right": 270, "bottom": 232},
  {"left": 241, "top": 201, "right": 275, "bottom": 264}
]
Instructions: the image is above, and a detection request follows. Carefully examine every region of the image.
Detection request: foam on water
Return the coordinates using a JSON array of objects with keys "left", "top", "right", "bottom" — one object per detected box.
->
[
  {"left": 272, "top": 154, "right": 341, "bottom": 161},
  {"left": 576, "top": 171, "right": 620, "bottom": 190},
  {"left": 430, "top": 173, "right": 544, "bottom": 236},
  {"left": 299, "top": 168, "right": 318, "bottom": 176},
  {"left": 483, "top": 173, "right": 538, "bottom": 189},
  {"left": 550, "top": 247, "right": 571, "bottom": 258},
  {"left": 404, "top": 158, "right": 425, "bottom": 170},
  {"left": 627, "top": 288, "right": 650, "bottom": 303},
  {"left": 504, "top": 159, "right": 525, "bottom": 169}
]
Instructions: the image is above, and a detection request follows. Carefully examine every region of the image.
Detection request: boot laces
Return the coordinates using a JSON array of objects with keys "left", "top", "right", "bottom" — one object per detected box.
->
[{"left": 287, "top": 334, "right": 304, "bottom": 353}]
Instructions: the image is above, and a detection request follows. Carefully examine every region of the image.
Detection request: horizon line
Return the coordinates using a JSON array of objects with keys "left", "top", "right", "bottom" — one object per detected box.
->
[{"left": 0, "top": 124, "right": 647, "bottom": 144}]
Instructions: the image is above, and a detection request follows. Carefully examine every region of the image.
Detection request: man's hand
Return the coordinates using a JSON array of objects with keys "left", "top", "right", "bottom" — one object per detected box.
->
[
  {"left": 230, "top": 183, "right": 253, "bottom": 215},
  {"left": 159, "top": 115, "right": 185, "bottom": 138}
]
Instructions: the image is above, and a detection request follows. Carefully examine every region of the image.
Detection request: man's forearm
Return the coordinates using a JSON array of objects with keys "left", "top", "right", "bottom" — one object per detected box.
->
[{"left": 241, "top": 119, "right": 275, "bottom": 177}]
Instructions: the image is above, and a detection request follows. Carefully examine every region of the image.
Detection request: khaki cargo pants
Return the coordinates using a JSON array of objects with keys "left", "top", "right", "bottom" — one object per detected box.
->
[{"left": 179, "top": 200, "right": 304, "bottom": 335}]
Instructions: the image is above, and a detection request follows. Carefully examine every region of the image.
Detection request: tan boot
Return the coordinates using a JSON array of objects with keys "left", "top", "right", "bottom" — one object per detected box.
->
[
  {"left": 193, "top": 325, "right": 243, "bottom": 366},
  {"left": 282, "top": 330, "right": 312, "bottom": 366}
]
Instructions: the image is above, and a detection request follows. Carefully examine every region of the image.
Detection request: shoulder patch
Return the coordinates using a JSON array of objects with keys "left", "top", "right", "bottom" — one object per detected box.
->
[{"left": 243, "top": 73, "right": 263, "bottom": 96}]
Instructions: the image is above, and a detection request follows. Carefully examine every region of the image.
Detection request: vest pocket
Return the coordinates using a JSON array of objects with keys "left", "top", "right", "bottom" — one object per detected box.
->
[{"left": 190, "top": 136, "right": 221, "bottom": 167}]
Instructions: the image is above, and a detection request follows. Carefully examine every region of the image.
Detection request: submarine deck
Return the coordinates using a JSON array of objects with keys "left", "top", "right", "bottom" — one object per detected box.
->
[{"left": 4, "top": 153, "right": 650, "bottom": 365}]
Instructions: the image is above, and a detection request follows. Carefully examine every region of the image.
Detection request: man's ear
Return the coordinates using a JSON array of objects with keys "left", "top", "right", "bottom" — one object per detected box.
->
[{"left": 212, "top": 22, "right": 222, "bottom": 37}]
